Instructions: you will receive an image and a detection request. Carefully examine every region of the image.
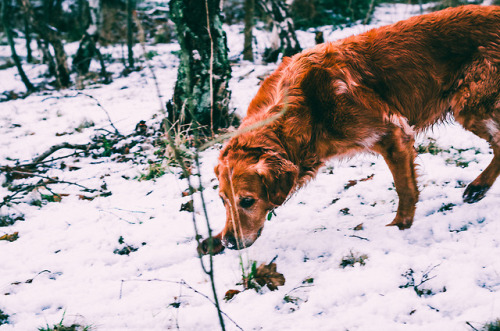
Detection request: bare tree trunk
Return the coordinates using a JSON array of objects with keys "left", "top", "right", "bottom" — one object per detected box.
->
[
  {"left": 37, "top": 38, "right": 57, "bottom": 77},
  {"left": 2, "top": 0, "right": 35, "bottom": 92},
  {"left": 74, "top": 0, "right": 111, "bottom": 83},
  {"left": 50, "top": 39, "right": 71, "bottom": 88},
  {"left": 22, "top": 8, "right": 33, "bottom": 63},
  {"left": 257, "top": 0, "right": 301, "bottom": 63},
  {"left": 169, "top": 0, "right": 232, "bottom": 133},
  {"left": 243, "top": 0, "right": 255, "bottom": 61},
  {"left": 126, "top": 0, "right": 135, "bottom": 68},
  {"left": 21, "top": 0, "right": 71, "bottom": 88}
]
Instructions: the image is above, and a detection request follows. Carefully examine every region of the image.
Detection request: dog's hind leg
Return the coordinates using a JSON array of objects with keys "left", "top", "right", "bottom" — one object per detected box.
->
[
  {"left": 452, "top": 57, "right": 500, "bottom": 203},
  {"left": 372, "top": 125, "right": 419, "bottom": 229},
  {"left": 458, "top": 115, "right": 500, "bottom": 203}
]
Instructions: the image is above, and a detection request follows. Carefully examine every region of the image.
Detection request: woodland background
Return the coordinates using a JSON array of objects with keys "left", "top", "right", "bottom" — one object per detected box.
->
[{"left": 1, "top": 0, "right": 500, "bottom": 330}]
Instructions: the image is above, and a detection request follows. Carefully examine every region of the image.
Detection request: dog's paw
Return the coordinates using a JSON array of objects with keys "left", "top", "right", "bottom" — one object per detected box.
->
[
  {"left": 386, "top": 217, "right": 413, "bottom": 230},
  {"left": 463, "top": 184, "right": 489, "bottom": 204},
  {"left": 197, "top": 237, "right": 225, "bottom": 256}
]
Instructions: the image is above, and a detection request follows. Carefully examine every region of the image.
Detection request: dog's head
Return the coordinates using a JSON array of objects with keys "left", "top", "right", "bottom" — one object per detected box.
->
[{"left": 214, "top": 147, "right": 298, "bottom": 250}]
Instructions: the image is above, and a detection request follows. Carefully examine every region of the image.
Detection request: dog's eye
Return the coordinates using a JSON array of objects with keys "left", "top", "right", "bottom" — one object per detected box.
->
[{"left": 239, "top": 197, "right": 255, "bottom": 209}]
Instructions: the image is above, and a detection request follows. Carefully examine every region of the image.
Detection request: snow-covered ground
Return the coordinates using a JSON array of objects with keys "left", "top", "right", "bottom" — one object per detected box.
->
[{"left": 1, "top": 3, "right": 500, "bottom": 330}]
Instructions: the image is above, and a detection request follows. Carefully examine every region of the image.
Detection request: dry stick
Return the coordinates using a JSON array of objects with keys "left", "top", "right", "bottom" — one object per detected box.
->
[
  {"left": 205, "top": 0, "right": 215, "bottom": 136},
  {"left": 7, "top": 170, "right": 98, "bottom": 192},
  {"left": 133, "top": 16, "right": 226, "bottom": 331},
  {"left": 119, "top": 278, "right": 244, "bottom": 331},
  {"left": 465, "top": 321, "right": 480, "bottom": 331},
  {"left": 31, "top": 142, "right": 96, "bottom": 164},
  {"left": 75, "top": 92, "right": 122, "bottom": 136},
  {"left": 363, "top": 0, "right": 376, "bottom": 25},
  {"left": 198, "top": 105, "right": 288, "bottom": 151},
  {"left": 0, "top": 183, "right": 40, "bottom": 208},
  {"left": 226, "top": 163, "right": 251, "bottom": 281}
]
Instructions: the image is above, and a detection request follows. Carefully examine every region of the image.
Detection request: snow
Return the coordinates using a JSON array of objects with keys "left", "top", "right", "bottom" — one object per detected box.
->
[{"left": 1, "top": 3, "right": 500, "bottom": 331}]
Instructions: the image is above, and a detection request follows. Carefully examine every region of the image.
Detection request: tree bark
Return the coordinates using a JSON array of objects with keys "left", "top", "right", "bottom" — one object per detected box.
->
[
  {"left": 21, "top": 0, "right": 71, "bottom": 88},
  {"left": 73, "top": 0, "right": 111, "bottom": 83},
  {"left": 169, "top": 0, "right": 232, "bottom": 133},
  {"left": 126, "top": 0, "right": 135, "bottom": 68},
  {"left": 2, "top": 0, "right": 35, "bottom": 92},
  {"left": 22, "top": 8, "right": 33, "bottom": 63},
  {"left": 37, "top": 38, "right": 57, "bottom": 77},
  {"left": 258, "top": 0, "right": 301, "bottom": 63},
  {"left": 243, "top": 0, "right": 255, "bottom": 61}
]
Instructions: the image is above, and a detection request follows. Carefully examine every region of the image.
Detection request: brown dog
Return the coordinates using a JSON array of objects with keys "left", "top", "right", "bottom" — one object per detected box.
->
[{"left": 199, "top": 5, "right": 500, "bottom": 255}]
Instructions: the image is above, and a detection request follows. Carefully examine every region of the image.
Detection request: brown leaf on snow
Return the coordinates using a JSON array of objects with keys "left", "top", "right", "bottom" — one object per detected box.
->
[
  {"left": 344, "top": 179, "right": 358, "bottom": 189},
  {"left": 254, "top": 262, "right": 286, "bottom": 291},
  {"left": 78, "top": 194, "right": 95, "bottom": 201},
  {"left": 0, "top": 232, "right": 19, "bottom": 242},
  {"left": 344, "top": 174, "right": 375, "bottom": 190},
  {"left": 224, "top": 289, "right": 241, "bottom": 301},
  {"left": 353, "top": 223, "right": 364, "bottom": 231},
  {"left": 180, "top": 200, "right": 194, "bottom": 212},
  {"left": 360, "top": 174, "right": 375, "bottom": 182}
]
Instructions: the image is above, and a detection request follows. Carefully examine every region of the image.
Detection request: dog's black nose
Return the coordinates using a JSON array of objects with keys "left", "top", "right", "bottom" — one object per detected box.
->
[
  {"left": 197, "top": 236, "right": 224, "bottom": 255},
  {"left": 222, "top": 232, "right": 238, "bottom": 249}
]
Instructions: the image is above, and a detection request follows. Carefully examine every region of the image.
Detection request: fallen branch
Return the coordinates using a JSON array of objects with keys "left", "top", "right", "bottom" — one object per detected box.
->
[
  {"left": 32, "top": 142, "right": 97, "bottom": 164},
  {"left": 6, "top": 170, "right": 98, "bottom": 192},
  {"left": 0, "top": 182, "right": 41, "bottom": 208}
]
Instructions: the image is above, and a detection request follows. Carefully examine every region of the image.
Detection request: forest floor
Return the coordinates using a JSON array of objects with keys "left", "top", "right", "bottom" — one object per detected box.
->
[{"left": 1, "top": 3, "right": 500, "bottom": 331}]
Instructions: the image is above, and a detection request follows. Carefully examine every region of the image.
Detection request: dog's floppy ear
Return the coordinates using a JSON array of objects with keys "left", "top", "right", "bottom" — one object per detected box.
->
[
  {"left": 301, "top": 66, "right": 338, "bottom": 116},
  {"left": 255, "top": 153, "right": 299, "bottom": 206}
]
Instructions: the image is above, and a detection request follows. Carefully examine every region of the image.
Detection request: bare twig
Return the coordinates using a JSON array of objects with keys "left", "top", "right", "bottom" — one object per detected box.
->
[
  {"left": 205, "top": 0, "right": 215, "bottom": 135},
  {"left": 134, "top": 16, "right": 226, "bottom": 331},
  {"left": 363, "top": 0, "right": 377, "bottom": 25},
  {"left": 349, "top": 235, "right": 370, "bottom": 241},
  {"left": 75, "top": 92, "right": 122, "bottom": 136},
  {"left": 119, "top": 278, "right": 244, "bottom": 331},
  {"left": 199, "top": 105, "right": 288, "bottom": 151},
  {"left": 0, "top": 183, "right": 41, "bottom": 208},
  {"left": 31, "top": 142, "right": 97, "bottom": 164},
  {"left": 7, "top": 170, "right": 98, "bottom": 192},
  {"left": 465, "top": 321, "right": 480, "bottom": 331}
]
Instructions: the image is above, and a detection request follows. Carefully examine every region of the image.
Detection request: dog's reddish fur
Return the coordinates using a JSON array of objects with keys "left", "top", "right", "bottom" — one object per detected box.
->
[{"left": 199, "top": 5, "right": 500, "bottom": 255}]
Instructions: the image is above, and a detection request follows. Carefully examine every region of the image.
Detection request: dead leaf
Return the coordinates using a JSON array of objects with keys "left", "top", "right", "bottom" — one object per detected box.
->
[
  {"left": 180, "top": 200, "right": 194, "bottom": 212},
  {"left": 254, "top": 262, "right": 286, "bottom": 291},
  {"left": 0, "top": 232, "right": 19, "bottom": 242},
  {"left": 344, "top": 174, "right": 375, "bottom": 189},
  {"left": 344, "top": 180, "right": 358, "bottom": 189},
  {"left": 78, "top": 194, "right": 95, "bottom": 201},
  {"left": 224, "top": 289, "right": 240, "bottom": 301},
  {"left": 360, "top": 174, "right": 375, "bottom": 182},
  {"left": 354, "top": 223, "right": 364, "bottom": 231}
]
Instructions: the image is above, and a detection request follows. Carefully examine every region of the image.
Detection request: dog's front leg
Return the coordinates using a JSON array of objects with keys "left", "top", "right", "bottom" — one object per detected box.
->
[{"left": 372, "top": 126, "right": 419, "bottom": 229}]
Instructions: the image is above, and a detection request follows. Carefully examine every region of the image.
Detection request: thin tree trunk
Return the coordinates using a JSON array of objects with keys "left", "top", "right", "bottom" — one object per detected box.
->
[
  {"left": 37, "top": 38, "right": 57, "bottom": 77},
  {"left": 243, "top": 0, "right": 254, "bottom": 61},
  {"left": 126, "top": 0, "right": 135, "bottom": 68},
  {"left": 257, "top": 0, "right": 301, "bottom": 63},
  {"left": 2, "top": 0, "right": 35, "bottom": 91},
  {"left": 23, "top": 9, "right": 33, "bottom": 63},
  {"left": 21, "top": 0, "right": 71, "bottom": 88},
  {"left": 169, "top": 0, "right": 232, "bottom": 132},
  {"left": 50, "top": 39, "right": 71, "bottom": 87}
]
